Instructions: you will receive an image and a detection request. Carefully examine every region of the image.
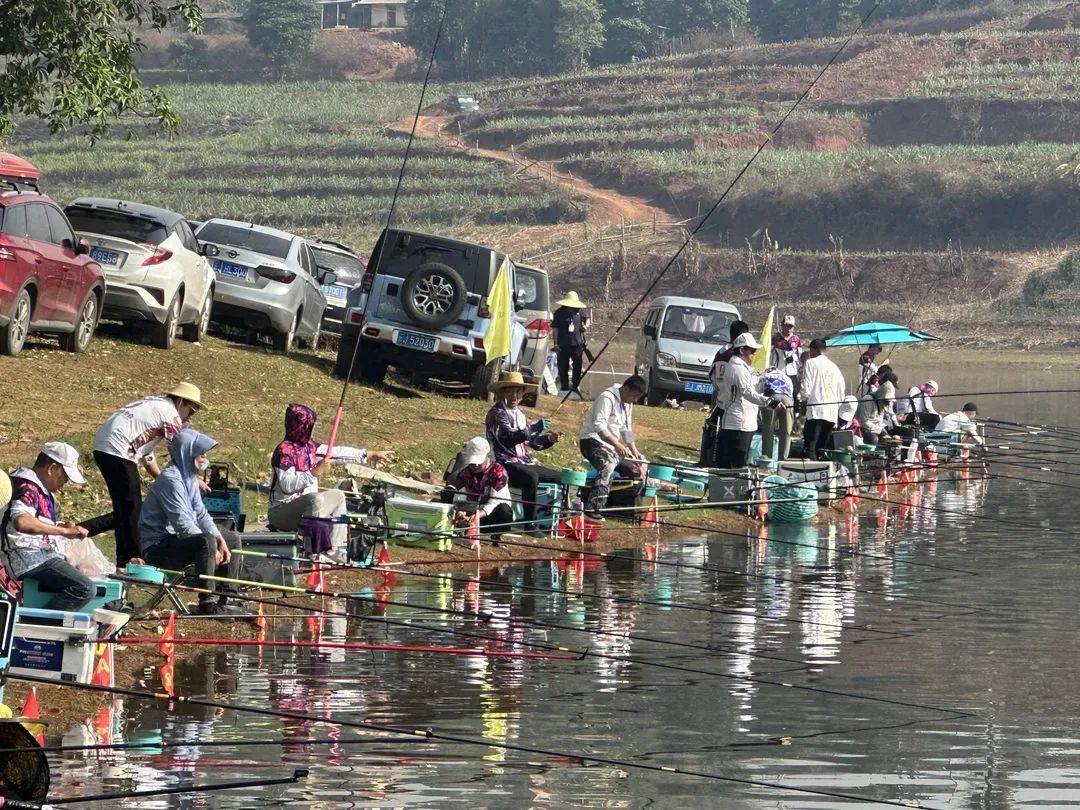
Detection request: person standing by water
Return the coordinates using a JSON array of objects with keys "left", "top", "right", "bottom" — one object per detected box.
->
[
  {"left": 800, "top": 339, "right": 846, "bottom": 460},
  {"left": 718, "top": 333, "right": 786, "bottom": 468},
  {"left": 700, "top": 320, "right": 749, "bottom": 467},
  {"left": 770, "top": 315, "right": 802, "bottom": 399},
  {"left": 552, "top": 291, "right": 589, "bottom": 398},
  {"left": 857, "top": 344, "right": 888, "bottom": 396},
  {"left": 92, "top": 383, "right": 206, "bottom": 567}
]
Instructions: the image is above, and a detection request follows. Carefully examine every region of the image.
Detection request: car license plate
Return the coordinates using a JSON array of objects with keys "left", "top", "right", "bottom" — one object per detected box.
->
[
  {"left": 90, "top": 247, "right": 120, "bottom": 266},
  {"left": 395, "top": 330, "right": 437, "bottom": 353},
  {"left": 323, "top": 284, "right": 347, "bottom": 299},
  {"left": 684, "top": 381, "right": 714, "bottom": 395},
  {"left": 212, "top": 259, "right": 249, "bottom": 280}
]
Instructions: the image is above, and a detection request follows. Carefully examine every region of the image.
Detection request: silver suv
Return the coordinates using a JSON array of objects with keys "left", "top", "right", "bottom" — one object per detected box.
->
[
  {"left": 195, "top": 219, "right": 331, "bottom": 353},
  {"left": 308, "top": 239, "right": 366, "bottom": 334},
  {"left": 334, "top": 228, "right": 525, "bottom": 398}
]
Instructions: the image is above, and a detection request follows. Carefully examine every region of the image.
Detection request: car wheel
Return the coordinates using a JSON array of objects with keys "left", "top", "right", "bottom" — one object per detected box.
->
[
  {"left": 60, "top": 292, "right": 99, "bottom": 353},
  {"left": 470, "top": 356, "right": 505, "bottom": 401},
  {"left": 359, "top": 354, "right": 387, "bottom": 385},
  {"left": 400, "top": 262, "right": 467, "bottom": 330},
  {"left": 299, "top": 321, "right": 321, "bottom": 351},
  {"left": 334, "top": 333, "right": 359, "bottom": 379},
  {"left": 0, "top": 289, "right": 32, "bottom": 357},
  {"left": 181, "top": 291, "right": 212, "bottom": 343},
  {"left": 151, "top": 296, "right": 180, "bottom": 350},
  {"left": 646, "top": 384, "right": 667, "bottom": 407},
  {"left": 272, "top": 314, "right": 298, "bottom": 353}
]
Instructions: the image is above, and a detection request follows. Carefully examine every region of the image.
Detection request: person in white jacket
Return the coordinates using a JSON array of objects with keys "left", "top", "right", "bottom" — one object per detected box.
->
[
  {"left": 800, "top": 339, "right": 846, "bottom": 460},
  {"left": 717, "top": 333, "right": 786, "bottom": 468}
]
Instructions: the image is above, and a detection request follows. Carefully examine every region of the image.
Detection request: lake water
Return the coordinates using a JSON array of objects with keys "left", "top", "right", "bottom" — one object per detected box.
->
[{"left": 37, "top": 384, "right": 1080, "bottom": 808}]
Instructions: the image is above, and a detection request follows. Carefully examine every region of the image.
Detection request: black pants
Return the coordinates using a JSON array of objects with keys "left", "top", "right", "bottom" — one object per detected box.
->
[
  {"left": 803, "top": 419, "right": 834, "bottom": 460},
  {"left": 480, "top": 503, "right": 515, "bottom": 536},
  {"left": 557, "top": 346, "right": 583, "bottom": 392},
  {"left": 914, "top": 412, "right": 941, "bottom": 430},
  {"left": 93, "top": 451, "right": 144, "bottom": 567},
  {"left": 504, "top": 462, "right": 563, "bottom": 524},
  {"left": 144, "top": 530, "right": 242, "bottom": 605},
  {"left": 716, "top": 429, "right": 754, "bottom": 469},
  {"left": 700, "top": 406, "right": 724, "bottom": 467}
]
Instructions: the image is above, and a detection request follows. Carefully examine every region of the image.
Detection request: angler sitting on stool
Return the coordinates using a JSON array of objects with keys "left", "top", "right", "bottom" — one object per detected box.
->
[
  {"left": 139, "top": 428, "right": 243, "bottom": 616},
  {"left": 443, "top": 437, "right": 514, "bottom": 543}
]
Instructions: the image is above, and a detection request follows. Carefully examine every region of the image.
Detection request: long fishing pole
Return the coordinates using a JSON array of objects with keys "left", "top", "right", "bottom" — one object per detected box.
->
[
  {"left": 5, "top": 674, "right": 955, "bottom": 809},
  {"left": 0, "top": 770, "right": 307, "bottom": 809},
  {"left": 328, "top": 0, "right": 450, "bottom": 450},
  {"left": 553, "top": 0, "right": 891, "bottom": 413},
  {"left": 104, "top": 635, "right": 582, "bottom": 661},
  {"left": 0, "top": 736, "right": 471, "bottom": 757}
]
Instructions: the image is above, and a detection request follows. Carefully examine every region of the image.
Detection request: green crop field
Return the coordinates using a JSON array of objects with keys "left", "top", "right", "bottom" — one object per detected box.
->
[{"left": 907, "top": 59, "right": 1080, "bottom": 99}]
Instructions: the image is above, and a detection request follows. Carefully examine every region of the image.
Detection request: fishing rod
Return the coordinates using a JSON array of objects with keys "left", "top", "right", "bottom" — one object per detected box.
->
[
  {"left": 0, "top": 770, "right": 308, "bottom": 809},
  {"left": 327, "top": 0, "right": 450, "bottom": 451},
  {"left": 5, "top": 674, "right": 957, "bottom": 809},
  {"left": 553, "top": 0, "right": 891, "bottom": 414},
  {"left": 103, "top": 635, "right": 582, "bottom": 661},
  {"left": 122, "top": 574, "right": 965, "bottom": 716},
  {"left": 0, "top": 736, "right": 472, "bottom": 757}
]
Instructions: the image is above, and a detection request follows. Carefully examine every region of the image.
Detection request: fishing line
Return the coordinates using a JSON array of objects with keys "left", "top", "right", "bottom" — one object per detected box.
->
[
  {"left": 5, "top": 675, "right": 956, "bottom": 809},
  {"left": 0, "top": 736, "right": 473, "bottom": 756},
  {"left": 551, "top": 0, "right": 890, "bottom": 413}
]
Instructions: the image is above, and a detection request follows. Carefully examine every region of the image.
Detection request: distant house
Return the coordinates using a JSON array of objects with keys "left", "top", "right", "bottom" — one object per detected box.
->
[{"left": 319, "top": 0, "right": 407, "bottom": 29}]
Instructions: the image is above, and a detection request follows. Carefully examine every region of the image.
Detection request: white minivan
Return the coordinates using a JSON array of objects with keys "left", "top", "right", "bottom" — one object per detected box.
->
[{"left": 635, "top": 295, "right": 741, "bottom": 406}]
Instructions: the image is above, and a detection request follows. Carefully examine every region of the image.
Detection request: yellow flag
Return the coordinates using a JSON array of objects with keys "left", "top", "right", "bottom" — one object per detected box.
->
[
  {"left": 482, "top": 257, "right": 513, "bottom": 360},
  {"left": 753, "top": 306, "right": 775, "bottom": 373}
]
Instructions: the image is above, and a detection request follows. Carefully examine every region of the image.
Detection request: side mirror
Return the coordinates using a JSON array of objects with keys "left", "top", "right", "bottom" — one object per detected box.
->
[
  {"left": 642, "top": 324, "right": 657, "bottom": 338},
  {"left": 200, "top": 242, "right": 220, "bottom": 258},
  {"left": 320, "top": 270, "right": 338, "bottom": 286}
]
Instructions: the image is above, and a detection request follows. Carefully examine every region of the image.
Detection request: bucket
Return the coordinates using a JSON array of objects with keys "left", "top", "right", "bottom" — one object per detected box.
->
[
  {"left": 560, "top": 468, "right": 587, "bottom": 488},
  {"left": 642, "top": 486, "right": 657, "bottom": 499},
  {"left": 125, "top": 563, "right": 164, "bottom": 584}
]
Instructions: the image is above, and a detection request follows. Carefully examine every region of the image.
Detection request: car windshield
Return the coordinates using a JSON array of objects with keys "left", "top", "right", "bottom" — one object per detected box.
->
[
  {"left": 516, "top": 271, "right": 548, "bottom": 310},
  {"left": 660, "top": 306, "right": 735, "bottom": 343},
  {"left": 198, "top": 222, "right": 291, "bottom": 260},
  {"left": 311, "top": 246, "right": 365, "bottom": 285},
  {"left": 65, "top": 207, "right": 168, "bottom": 245}
]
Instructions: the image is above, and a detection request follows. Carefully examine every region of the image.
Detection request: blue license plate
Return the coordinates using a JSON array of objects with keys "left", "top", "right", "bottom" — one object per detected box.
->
[
  {"left": 684, "top": 381, "right": 714, "bottom": 395},
  {"left": 395, "top": 330, "right": 437, "bottom": 352},
  {"left": 212, "top": 259, "right": 249, "bottom": 280},
  {"left": 90, "top": 247, "right": 119, "bottom": 266},
  {"left": 323, "top": 284, "right": 347, "bottom": 299}
]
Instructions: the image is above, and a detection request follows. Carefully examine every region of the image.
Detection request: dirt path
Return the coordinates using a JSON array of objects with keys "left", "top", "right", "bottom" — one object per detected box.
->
[{"left": 390, "top": 114, "right": 675, "bottom": 228}]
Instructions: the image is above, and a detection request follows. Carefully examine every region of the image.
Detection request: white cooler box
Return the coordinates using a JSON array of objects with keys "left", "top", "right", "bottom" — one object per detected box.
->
[
  {"left": 10, "top": 607, "right": 97, "bottom": 684},
  {"left": 778, "top": 460, "right": 836, "bottom": 500}
]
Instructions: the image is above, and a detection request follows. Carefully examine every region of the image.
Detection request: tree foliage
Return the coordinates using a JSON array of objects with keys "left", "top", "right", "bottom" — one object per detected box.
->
[
  {"left": 242, "top": 0, "right": 320, "bottom": 80},
  {"left": 0, "top": 0, "right": 202, "bottom": 138}
]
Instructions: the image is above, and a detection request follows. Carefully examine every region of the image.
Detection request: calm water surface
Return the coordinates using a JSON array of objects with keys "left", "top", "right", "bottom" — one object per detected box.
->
[{"left": 42, "top": 386, "right": 1080, "bottom": 808}]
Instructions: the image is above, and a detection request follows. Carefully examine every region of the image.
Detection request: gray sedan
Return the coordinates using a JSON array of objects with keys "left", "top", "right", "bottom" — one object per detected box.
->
[{"left": 195, "top": 218, "right": 331, "bottom": 352}]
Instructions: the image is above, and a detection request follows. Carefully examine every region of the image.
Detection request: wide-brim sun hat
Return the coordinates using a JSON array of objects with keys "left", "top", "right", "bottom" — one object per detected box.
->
[
  {"left": 489, "top": 370, "right": 538, "bottom": 395},
  {"left": 555, "top": 291, "right": 586, "bottom": 309},
  {"left": 167, "top": 382, "right": 207, "bottom": 410}
]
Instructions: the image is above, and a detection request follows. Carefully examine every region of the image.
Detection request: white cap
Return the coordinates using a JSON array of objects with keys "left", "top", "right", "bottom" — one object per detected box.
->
[
  {"left": 926, "top": 380, "right": 939, "bottom": 393},
  {"left": 41, "top": 441, "right": 86, "bottom": 485},
  {"left": 838, "top": 395, "right": 858, "bottom": 423},
  {"left": 461, "top": 436, "right": 492, "bottom": 466},
  {"left": 782, "top": 315, "right": 796, "bottom": 326},
  {"left": 733, "top": 332, "right": 762, "bottom": 350}
]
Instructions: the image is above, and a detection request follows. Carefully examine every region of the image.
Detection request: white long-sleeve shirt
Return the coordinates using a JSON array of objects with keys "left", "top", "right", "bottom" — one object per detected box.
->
[
  {"left": 581, "top": 385, "right": 633, "bottom": 447},
  {"left": 937, "top": 411, "right": 983, "bottom": 445},
  {"left": 722, "top": 356, "right": 769, "bottom": 432},
  {"left": 801, "top": 354, "right": 846, "bottom": 423},
  {"left": 898, "top": 386, "right": 938, "bottom": 417}
]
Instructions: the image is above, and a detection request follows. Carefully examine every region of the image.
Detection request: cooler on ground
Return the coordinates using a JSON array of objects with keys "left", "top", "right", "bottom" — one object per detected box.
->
[
  {"left": 778, "top": 460, "right": 837, "bottom": 500},
  {"left": 240, "top": 531, "right": 301, "bottom": 586},
  {"left": 10, "top": 608, "right": 97, "bottom": 684},
  {"left": 386, "top": 497, "right": 454, "bottom": 551}
]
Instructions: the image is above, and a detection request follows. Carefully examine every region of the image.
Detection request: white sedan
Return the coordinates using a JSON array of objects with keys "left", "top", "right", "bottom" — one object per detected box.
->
[{"left": 64, "top": 198, "right": 216, "bottom": 349}]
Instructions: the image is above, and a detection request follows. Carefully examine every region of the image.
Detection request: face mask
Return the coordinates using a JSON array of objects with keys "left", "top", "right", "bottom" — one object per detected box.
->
[{"left": 196, "top": 458, "right": 210, "bottom": 472}]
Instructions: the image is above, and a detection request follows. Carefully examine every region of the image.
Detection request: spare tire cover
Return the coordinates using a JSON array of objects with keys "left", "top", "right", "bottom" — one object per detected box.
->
[{"left": 400, "top": 262, "right": 467, "bottom": 329}]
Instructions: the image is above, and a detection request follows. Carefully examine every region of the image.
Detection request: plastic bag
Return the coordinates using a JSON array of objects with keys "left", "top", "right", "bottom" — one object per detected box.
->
[{"left": 64, "top": 536, "right": 116, "bottom": 577}]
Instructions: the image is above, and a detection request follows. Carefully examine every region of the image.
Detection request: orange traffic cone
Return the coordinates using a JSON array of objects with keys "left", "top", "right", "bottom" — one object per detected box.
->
[
  {"left": 158, "top": 611, "right": 176, "bottom": 660},
  {"left": 20, "top": 687, "right": 39, "bottom": 720}
]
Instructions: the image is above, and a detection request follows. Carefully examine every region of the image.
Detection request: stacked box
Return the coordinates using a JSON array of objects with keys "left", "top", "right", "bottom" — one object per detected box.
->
[
  {"left": 510, "top": 483, "right": 562, "bottom": 530},
  {"left": 10, "top": 608, "right": 97, "bottom": 684},
  {"left": 21, "top": 578, "right": 125, "bottom": 611},
  {"left": 708, "top": 468, "right": 762, "bottom": 512},
  {"left": 240, "top": 532, "right": 300, "bottom": 586},
  {"left": 386, "top": 497, "right": 454, "bottom": 551}
]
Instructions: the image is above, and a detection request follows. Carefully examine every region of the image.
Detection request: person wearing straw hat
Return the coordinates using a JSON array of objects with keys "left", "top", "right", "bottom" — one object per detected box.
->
[
  {"left": 92, "top": 382, "right": 207, "bottom": 567},
  {"left": 485, "top": 370, "right": 563, "bottom": 537},
  {"left": 552, "top": 291, "right": 589, "bottom": 398},
  {"left": 1, "top": 442, "right": 95, "bottom": 611}
]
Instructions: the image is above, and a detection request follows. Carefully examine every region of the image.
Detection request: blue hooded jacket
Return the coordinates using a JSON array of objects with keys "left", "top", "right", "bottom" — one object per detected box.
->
[{"left": 138, "top": 428, "right": 220, "bottom": 553}]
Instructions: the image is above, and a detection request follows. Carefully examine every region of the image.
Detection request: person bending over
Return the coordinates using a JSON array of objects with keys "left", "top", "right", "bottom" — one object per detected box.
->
[
  {"left": 139, "top": 428, "right": 242, "bottom": 616},
  {"left": 446, "top": 437, "right": 514, "bottom": 541},
  {"left": 579, "top": 375, "right": 647, "bottom": 519}
]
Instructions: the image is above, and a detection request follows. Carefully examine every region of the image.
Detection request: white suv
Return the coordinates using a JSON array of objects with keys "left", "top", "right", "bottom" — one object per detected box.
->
[{"left": 65, "top": 198, "right": 215, "bottom": 349}]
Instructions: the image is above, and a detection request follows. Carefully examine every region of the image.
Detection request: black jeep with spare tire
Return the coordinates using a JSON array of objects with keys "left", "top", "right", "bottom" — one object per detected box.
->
[{"left": 333, "top": 228, "right": 527, "bottom": 398}]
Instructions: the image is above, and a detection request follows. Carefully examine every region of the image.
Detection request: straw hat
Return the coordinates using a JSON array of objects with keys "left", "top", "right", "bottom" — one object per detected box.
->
[
  {"left": 555, "top": 291, "right": 586, "bottom": 309},
  {"left": 488, "top": 370, "right": 537, "bottom": 395},
  {"left": 0, "top": 470, "right": 10, "bottom": 509},
  {"left": 167, "top": 381, "right": 207, "bottom": 410}
]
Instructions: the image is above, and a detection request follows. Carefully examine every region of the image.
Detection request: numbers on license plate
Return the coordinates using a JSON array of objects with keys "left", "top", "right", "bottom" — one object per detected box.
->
[
  {"left": 685, "top": 382, "right": 713, "bottom": 394},
  {"left": 395, "top": 331, "right": 436, "bottom": 352},
  {"left": 213, "top": 260, "right": 249, "bottom": 279},
  {"left": 323, "top": 285, "right": 347, "bottom": 298},
  {"left": 90, "top": 248, "right": 119, "bottom": 266}
]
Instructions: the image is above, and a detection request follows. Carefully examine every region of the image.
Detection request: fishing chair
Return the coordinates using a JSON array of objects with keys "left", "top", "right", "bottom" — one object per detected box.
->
[{"left": 119, "top": 566, "right": 197, "bottom": 620}]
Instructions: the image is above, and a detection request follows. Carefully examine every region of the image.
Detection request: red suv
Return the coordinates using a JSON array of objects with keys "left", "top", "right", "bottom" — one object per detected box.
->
[{"left": 0, "top": 153, "right": 106, "bottom": 356}]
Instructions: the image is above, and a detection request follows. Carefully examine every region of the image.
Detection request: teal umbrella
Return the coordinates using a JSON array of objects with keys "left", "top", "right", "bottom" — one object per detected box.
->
[{"left": 825, "top": 322, "right": 939, "bottom": 347}]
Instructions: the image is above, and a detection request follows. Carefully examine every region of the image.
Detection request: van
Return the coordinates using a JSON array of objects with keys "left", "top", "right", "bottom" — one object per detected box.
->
[
  {"left": 635, "top": 296, "right": 741, "bottom": 406},
  {"left": 334, "top": 228, "right": 526, "bottom": 398}
]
